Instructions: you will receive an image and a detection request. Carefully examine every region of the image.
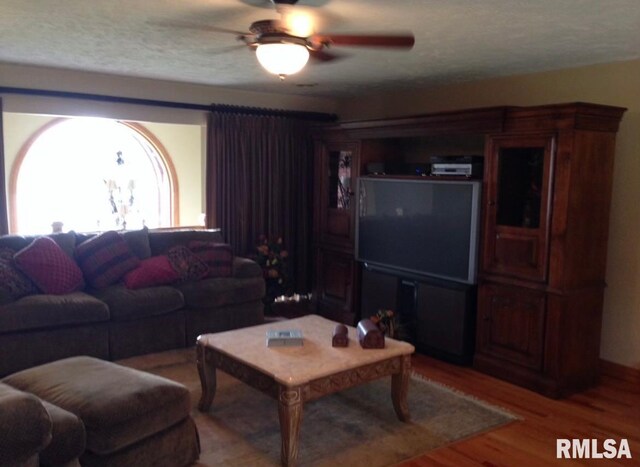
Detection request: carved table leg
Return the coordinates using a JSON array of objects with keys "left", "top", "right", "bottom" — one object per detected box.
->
[
  {"left": 197, "top": 344, "right": 218, "bottom": 411},
  {"left": 278, "top": 385, "right": 303, "bottom": 467},
  {"left": 391, "top": 354, "right": 411, "bottom": 422}
]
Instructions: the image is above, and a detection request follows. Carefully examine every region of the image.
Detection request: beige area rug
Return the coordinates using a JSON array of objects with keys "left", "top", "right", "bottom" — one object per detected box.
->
[{"left": 119, "top": 349, "right": 516, "bottom": 466}]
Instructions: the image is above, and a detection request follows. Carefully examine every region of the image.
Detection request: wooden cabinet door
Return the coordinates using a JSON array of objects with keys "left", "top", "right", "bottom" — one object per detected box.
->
[
  {"left": 476, "top": 283, "right": 546, "bottom": 370},
  {"left": 318, "top": 142, "right": 360, "bottom": 247},
  {"left": 482, "top": 134, "right": 555, "bottom": 282}
]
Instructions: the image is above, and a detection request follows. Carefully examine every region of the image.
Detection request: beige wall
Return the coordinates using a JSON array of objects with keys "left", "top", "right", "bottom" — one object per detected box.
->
[{"left": 340, "top": 59, "right": 640, "bottom": 369}]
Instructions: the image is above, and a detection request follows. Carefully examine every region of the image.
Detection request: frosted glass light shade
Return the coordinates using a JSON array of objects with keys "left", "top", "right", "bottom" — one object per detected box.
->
[{"left": 256, "top": 43, "right": 310, "bottom": 76}]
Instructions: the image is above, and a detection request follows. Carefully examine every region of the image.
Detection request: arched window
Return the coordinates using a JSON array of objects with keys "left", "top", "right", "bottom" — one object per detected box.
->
[{"left": 12, "top": 118, "right": 175, "bottom": 234}]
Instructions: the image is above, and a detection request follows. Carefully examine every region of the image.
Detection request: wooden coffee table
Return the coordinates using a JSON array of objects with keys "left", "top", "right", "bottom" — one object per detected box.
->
[{"left": 196, "top": 314, "right": 415, "bottom": 466}]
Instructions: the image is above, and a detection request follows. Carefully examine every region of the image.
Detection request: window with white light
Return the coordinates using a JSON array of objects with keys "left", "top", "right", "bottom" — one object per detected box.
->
[{"left": 14, "top": 118, "right": 173, "bottom": 234}]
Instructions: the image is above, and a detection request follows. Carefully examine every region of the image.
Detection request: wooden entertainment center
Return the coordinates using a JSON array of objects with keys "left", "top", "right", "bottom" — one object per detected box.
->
[{"left": 311, "top": 102, "right": 626, "bottom": 398}]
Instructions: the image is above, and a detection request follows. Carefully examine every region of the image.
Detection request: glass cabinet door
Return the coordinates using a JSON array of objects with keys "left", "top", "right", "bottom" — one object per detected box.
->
[
  {"left": 328, "top": 150, "right": 353, "bottom": 210},
  {"left": 496, "top": 147, "right": 544, "bottom": 229},
  {"left": 320, "top": 143, "right": 359, "bottom": 246},
  {"left": 482, "top": 134, "right": 554, "bottom": 282}
]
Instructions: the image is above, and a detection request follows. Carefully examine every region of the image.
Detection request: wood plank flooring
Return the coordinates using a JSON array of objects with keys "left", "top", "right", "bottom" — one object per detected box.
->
[{"left": 402, "top": 353, "right": 640, "bottom": 466}]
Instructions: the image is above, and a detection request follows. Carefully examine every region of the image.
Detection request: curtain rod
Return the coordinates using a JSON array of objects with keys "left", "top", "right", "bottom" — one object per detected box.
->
[
  {"left": 210, "top": 103, "right": 337, "bottom": 122},
  {"left": 0, "top": 86, "right": 337, "bottom": 122}
]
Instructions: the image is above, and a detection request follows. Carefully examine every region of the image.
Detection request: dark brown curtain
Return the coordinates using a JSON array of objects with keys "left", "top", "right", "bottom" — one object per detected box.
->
[
  {"left": 205, "top": 111, "right": 314, "bottom": 293},
  {"left": 0, "top": 98, "right": 9, "bottom": 234}
]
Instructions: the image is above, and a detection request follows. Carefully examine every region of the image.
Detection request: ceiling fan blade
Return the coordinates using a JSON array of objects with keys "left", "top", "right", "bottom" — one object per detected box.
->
[
  {"left": 239, "top": 0, "right": 332, "bottom": 8},
  {"left": 209, "top": 45, "right": 248, "bottom": 56},
  {"left": 152, "top": 20, "right": 248, "bottom": 36},
  {"left": 309, "top": 48, "right": 343, "bottom": 62},
  {"left": 313, "top": 34, "right": 415, "bottom": 48}
]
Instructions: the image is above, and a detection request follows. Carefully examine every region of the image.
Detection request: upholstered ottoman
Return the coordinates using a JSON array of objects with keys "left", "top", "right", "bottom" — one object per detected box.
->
[{"left": 3, "top": 357, "right": 200, "bottom": 467}]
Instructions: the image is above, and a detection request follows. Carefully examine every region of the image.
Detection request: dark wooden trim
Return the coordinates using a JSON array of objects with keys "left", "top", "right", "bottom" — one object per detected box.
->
[
  {"left": 0, "top": 85, "right": 211, "bottom": 111},
  {"left": 600, "top": 359, "right": 640, "bottom": 385},
  {"left": 340, "top": 107, "right": 507, "bottom": 139},
  {"left": 0, "top": 86, "right": 338, "bottom": 122}
]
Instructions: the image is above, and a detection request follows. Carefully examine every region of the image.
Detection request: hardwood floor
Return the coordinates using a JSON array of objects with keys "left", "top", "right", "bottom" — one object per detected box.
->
[{"left": 402, "top": 353, "right": 640, "bottom": 466}]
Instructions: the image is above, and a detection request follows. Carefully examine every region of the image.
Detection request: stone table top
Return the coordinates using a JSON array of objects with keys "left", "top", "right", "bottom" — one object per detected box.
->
[{"left": 197, "top": 314, "right": 415, "bottom": 386}]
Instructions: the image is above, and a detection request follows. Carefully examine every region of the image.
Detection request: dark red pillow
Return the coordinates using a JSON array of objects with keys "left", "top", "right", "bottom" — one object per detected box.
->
[
  {"left": 123, "top": 255, "right": 180, "bottom": 289},
  {"left": 75, "top": 231, "right": 140, "bottom": 289},
  {"left": 167, "top": 245, "right": 209, "bottom": 282},
  {"left": 14, "top": 237, "right": 84, "bottom": 295},
  {"left": 188, "top": 241, "right": 233, "bottom": 278}
]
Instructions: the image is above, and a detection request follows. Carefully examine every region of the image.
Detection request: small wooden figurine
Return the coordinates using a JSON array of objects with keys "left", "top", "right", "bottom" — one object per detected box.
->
[
  {"left": 332, "top": 323, "right": 349, "bottom": 347},
  {"left": 357, "top": 319, "right": 385, "bottom": 349}
]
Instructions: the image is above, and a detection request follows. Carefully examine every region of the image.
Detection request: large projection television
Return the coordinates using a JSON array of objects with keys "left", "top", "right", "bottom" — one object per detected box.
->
[{"left": 356, "top": 177, "right": 482, "bottom": 284}]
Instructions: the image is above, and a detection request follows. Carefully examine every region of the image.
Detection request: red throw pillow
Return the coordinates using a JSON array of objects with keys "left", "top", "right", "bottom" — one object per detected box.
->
[
  {"left": 167, "top": 245, "right": 209, "bottom": 282},
  {"left": 123, "top": 255, "right": 180, "bottom": 289},
  {"left": 14, "top": 237, "right": 84, "bottom": 295},
  {"left": 188, "top": 241, "right": 233, "bottom": 278},
  {"left": 75, "top": 231, "right": 141, "bottom": 289}
]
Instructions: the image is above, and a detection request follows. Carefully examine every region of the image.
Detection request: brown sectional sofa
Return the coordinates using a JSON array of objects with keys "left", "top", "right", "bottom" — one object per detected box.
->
[{"left": 0, "top": 228, "right": 265, "bottom": 377}]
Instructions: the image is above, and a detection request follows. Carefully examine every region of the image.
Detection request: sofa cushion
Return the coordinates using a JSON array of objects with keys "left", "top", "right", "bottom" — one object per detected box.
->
[
  {"left": 121, "top": 227, "right": 152, "bottom": 259},
  {"left": 0, "top": 292, "right": 110, "bottom": 334},
  {"left": 0, "top": 248, "right": 39, "bottom": 305},
  {"left": 232, "top": 257, "right": 263, "bottom": 279},
  {"left": 167, "top": 245, "right": 209, "bottom": 282},
  {"left": 75, "top": 231, "right": 141, "bottom": 289},
  {"left": 90, "top": 284, "right": 184, "bottom": 321},
  {"left": 177, "top": 276, "right": 265, "bottom": 309},
  {"left": 40, "top": 400, "right": 86, "bottom": 466},
  {"left": 148, "top": 229, "right": 224, "bottom": 255},
  {"left": 0, "top": 234, "right": 31, "bottom": 252},
  {"left": 189, "top": 240, "right": 233, "bottom": 278},
  {"left": 14, "top": 237, "right": 84, "bottom": 295},
  {"left": 0, "top": 382, "right": 52, "bottom": 466},
  {"left": 47, "top": 232, "right": 78, "bottom": 259},
  {"left": 123, "top": 255, "right": 180, "bottom": 289},
  {"left": 3, "top": 357, "right": 192, "bottom": 456}
]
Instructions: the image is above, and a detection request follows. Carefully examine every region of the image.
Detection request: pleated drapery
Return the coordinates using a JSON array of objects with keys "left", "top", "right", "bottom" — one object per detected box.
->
[{"left": 205, "top": 111, "right": 314, "bottom": 294}]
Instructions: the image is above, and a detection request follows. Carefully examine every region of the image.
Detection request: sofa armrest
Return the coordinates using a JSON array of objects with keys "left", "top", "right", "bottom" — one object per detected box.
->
[
  {"left": 232, "top": 257, "right": 263, "bottom": 279},
  {"left": 0, "top": 382, "right": 52, "bottom": 466}
]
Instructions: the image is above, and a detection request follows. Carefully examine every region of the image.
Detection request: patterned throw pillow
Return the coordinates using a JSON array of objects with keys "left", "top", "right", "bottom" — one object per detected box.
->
[
  {"left": 123, "top": 255, "right": 180, "bottom": 289},
  {"left": 14, "top": 237, "right": 84, "bottom": 295},
  {"left": 75, "top": 231, "right": 141, "bottom": 289},
  {"left": 188, "top": 241, "right": 234, "bottom": 278},
  {"left": 0, "top": 248, "right": 39, "bottom": 304},
  {"left": 167, "top": 245, "right": 209, "bottom": 282}
]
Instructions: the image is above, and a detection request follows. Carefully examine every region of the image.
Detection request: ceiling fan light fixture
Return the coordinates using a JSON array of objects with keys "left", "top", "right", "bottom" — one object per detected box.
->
[{"left": 256, "top": 42, "right": 310, "bottom": 77}]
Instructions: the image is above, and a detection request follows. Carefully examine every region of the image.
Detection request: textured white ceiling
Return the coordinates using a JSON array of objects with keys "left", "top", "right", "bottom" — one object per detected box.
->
[{"left": 1, "top": 0, "right": 639, "bottom": 97}]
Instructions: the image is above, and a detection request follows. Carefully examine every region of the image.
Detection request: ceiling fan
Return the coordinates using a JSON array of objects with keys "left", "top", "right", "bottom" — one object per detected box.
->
[{"left": 181, "top": 0, "right": 415, "bottom": 79}]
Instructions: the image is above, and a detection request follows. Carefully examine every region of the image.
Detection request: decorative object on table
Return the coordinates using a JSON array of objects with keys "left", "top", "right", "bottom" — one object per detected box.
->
[
  {"left": 370, "top": 309, "right": 398, "bottom": 339},
  {"left": 357, "top": 319, "right": 385, "bottom": 349},
  {"left": 332, "top": 324, "right": 349, "bottom": 347},
  {"left": 255, "top": 235, "right": 291, "bottom": 311},
  {"left": 266, "top": 329, "right": 303, "bottom": 347}
]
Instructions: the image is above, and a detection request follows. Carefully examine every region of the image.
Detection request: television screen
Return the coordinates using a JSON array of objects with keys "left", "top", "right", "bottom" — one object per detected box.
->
[{"left": 356, "top": 177, "right": 481, "bottom": 284}]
